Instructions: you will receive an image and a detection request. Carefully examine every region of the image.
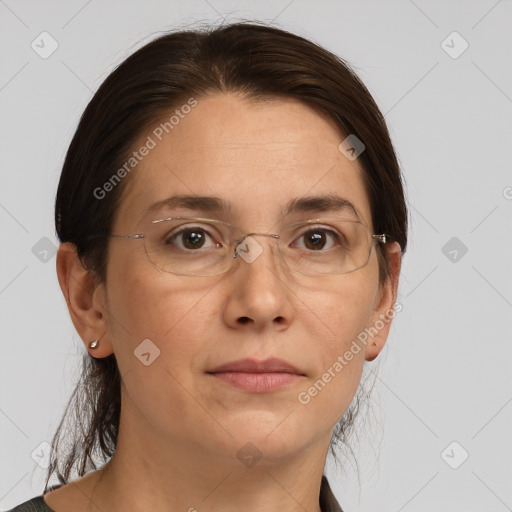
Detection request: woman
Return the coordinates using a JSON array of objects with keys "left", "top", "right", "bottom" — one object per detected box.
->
[{"left": 9, "top": 21, "right": 407, "bottom": 512}]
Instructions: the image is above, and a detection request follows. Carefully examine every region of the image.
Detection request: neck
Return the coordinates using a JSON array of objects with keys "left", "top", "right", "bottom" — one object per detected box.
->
[{"left": 86, "top": 400, "right": 333, "bottom": 512}]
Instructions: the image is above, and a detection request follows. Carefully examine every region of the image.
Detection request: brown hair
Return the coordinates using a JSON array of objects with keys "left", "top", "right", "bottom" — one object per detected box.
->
[{"left": 47, "top": 20, "right": 408, "bottom": 490}]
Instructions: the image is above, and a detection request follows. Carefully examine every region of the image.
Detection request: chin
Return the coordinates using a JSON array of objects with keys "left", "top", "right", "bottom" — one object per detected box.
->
[{"left": 220, "top": 413, "right": 314, "bottom": 460}]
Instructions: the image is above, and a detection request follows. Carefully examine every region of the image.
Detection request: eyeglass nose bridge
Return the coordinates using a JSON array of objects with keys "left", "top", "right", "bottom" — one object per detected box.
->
[{"left": 232, "top": 232, "right": 280, "bottom": 260}]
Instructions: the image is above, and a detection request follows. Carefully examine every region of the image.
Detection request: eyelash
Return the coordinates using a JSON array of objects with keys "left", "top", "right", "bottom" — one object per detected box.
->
[{"left": 165, "top": 224, "right": 346, "bottom": 251}]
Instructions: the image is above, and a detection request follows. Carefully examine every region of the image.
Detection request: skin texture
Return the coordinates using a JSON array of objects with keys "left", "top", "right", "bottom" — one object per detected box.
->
[{"left": 50, "top": 92, "right": 401, "bottom": 512}]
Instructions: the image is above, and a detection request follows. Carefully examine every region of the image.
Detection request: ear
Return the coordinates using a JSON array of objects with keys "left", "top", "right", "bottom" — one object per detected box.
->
[
  {"left": 365, "top": 241, "right": 402, "bottom": 362},
  {"left": 56, "top": 242, "right": 114, "bottom": 358}
]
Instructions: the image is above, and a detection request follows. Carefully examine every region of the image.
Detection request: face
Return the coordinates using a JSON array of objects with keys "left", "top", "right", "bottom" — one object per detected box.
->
[{"left": 77, "top": 92, "right": 400, "bottom": 466}]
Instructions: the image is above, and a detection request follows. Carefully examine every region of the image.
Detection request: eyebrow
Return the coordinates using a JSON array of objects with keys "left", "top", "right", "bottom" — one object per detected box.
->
[{"left": 142, "top": 194, "right": 360, "bottom": 220}]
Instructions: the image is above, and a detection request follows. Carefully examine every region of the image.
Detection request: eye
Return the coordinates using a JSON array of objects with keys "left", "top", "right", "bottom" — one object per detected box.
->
[
  {"left": 165, "top": 225, "right": 223, "bottom": 251},
  {"left": 291, "top": 226, "right": 346, "bottom": 251}
]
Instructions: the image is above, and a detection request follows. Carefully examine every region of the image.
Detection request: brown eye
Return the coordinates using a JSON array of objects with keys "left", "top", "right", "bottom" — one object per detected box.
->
[
  {"left": 175, "top": 228, "right": 208, "bottom": 249},
  {"left": 293, "top": 227, "right": 345, "bottom": 251},
  {"left": 303, "top": 230, "right": 326, "bottom": 250},
  {"left": 165, "top": 225, "right": 222, "bottom": 251}
]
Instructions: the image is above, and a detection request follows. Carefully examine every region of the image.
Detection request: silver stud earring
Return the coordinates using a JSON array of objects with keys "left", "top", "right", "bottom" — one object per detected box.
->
[{"left": 89, "top": 339, "right": 99, "bottom": 349}]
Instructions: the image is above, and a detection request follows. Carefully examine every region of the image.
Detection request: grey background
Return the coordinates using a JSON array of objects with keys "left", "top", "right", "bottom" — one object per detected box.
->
[{"left": 1, "top": 0, "right": 511, "bottom": 510}]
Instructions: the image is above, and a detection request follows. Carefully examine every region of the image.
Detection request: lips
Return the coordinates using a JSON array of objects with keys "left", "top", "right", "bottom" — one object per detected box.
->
[
  {"left": 207, "top": 357, "right": 304, "bottom": 375},
  {"left": 212, "top": 372, "right": 302, "bottom": 393},
  {"left": 207, "top": 357, "right": 305, "bottom": 393}
]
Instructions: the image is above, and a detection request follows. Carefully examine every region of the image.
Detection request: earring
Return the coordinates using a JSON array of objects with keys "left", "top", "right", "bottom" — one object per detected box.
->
[{"left": 89, "top": 339, "right": 99, "bottom": 349}]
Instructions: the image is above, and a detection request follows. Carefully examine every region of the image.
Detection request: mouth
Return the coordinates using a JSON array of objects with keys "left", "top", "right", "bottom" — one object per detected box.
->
[{"left": 206, "top": 357, "right": 305, "bottom": 393}]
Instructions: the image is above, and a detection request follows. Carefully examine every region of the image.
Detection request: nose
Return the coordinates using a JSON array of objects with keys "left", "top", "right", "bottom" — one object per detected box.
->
[
  {"left": 233, "top": 232, "right": 280, "bottom": 262},
  {"left": 224, "top": 232, "right": 292, "bottom": 329}
]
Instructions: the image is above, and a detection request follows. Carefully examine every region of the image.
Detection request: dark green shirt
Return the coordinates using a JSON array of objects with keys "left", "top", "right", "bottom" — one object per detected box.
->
[{"left": 7, "top": 475, "right": 343, "bottom": 511}]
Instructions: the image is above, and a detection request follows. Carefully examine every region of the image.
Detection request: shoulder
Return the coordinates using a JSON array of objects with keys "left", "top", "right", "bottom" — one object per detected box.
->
[{"left": 4, "top": 496, "right": 55, "bottom": 512}]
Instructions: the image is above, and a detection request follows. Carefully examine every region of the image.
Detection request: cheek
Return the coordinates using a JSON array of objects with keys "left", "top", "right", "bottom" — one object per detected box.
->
[
  {"left": 103, "top": 266, "right": 220, "bottom": 437},
  {"left": 298, "top": 268, "right": 377, "bottom": 351},
  {"left": 293, "top": 271, "right": 377, "bottom": 418},
  {"left": 105, "top": 256, "right": 213, "bottom": 370}
]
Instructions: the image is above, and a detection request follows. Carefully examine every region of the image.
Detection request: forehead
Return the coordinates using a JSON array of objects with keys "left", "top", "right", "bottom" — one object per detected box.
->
[{"left": 114, "top": 93, "right": 373, "bottom": 231}]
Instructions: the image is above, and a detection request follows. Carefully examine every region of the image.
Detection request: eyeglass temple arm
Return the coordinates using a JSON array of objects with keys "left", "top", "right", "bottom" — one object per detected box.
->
[{"left": 108, "top": 233, "right": 145, "bottom": 239}]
